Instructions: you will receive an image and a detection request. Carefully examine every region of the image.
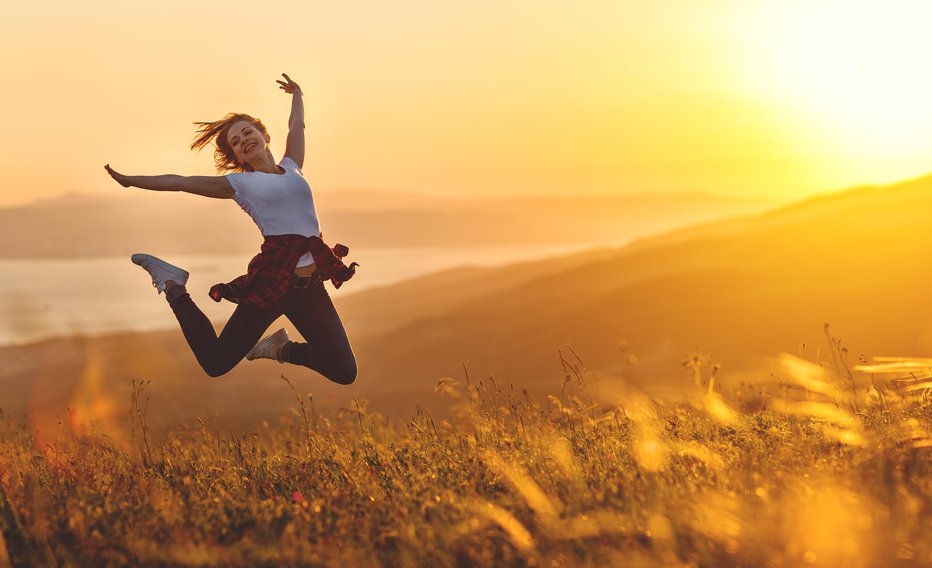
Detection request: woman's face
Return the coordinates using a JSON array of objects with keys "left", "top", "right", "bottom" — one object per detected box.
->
[{"left": 226, "top": 120, "right": 270, "bottom": 166}]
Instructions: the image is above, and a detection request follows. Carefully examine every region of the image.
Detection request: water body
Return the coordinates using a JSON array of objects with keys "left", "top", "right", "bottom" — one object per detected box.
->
[{"left": 0, "top": 242, "right": 622, "bottom": 346}]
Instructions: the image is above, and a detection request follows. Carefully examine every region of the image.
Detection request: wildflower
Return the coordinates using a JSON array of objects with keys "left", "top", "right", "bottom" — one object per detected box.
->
[{"left": 292, "top": 491, "right": 304, "bottom": 502}]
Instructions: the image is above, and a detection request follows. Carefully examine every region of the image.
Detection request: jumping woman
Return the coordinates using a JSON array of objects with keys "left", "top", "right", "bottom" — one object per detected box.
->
[{"left": 104, "top": 74, "right": 358, "bottom": 384}]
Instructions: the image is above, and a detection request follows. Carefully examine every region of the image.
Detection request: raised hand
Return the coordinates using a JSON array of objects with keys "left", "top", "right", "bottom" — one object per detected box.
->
[
  {"left": 104, "top": 164, "right": 132, "bottom": 188},
  {"left": 276, "top": 73, "right": 302, "bottom": 96}
]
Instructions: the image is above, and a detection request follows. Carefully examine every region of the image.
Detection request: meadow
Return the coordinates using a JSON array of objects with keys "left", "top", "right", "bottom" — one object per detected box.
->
[{"left": 0, "top": 340, "right": 929, "bottom": 567}]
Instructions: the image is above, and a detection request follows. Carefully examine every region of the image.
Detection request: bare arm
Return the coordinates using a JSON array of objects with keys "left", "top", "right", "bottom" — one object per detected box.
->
[
  {"left": 277, "top": 73, "right": 305, "bottom": 169},
  {"left": 104, "top": 164, "right": 233, "bottom": 199}
]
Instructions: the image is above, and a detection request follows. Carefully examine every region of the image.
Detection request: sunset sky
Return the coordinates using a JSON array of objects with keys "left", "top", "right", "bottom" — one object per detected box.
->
[{"left": 3, "top": 1, "right": 932, "bottom": 207}]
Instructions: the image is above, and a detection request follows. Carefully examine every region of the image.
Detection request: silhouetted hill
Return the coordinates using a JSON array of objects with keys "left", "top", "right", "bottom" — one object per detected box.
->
[
  {"left": 345, "top": 173, "right": 932, "bottom": 400},
  {"left": 3, "top": 175, "right": 930, "bottom": 428},
  {"left": 0, "top": 190, "right": 774, "bottom": 257}
]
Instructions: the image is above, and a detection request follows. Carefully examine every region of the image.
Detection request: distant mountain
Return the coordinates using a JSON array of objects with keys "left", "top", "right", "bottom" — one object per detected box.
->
[
  {"left": 342, "top": 173, "right": 932, "bottom": 400},
  {"left": 3, "top": 174, "right": 929, "bottom": 429},
  {"left": 0, "top": 190, "right": 775, "bottom": 257}
]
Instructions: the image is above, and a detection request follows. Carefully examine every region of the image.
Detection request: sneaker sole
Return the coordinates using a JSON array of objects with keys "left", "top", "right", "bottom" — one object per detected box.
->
[{"left": 131, "top": 253, "right": 190, "bottom": 282}]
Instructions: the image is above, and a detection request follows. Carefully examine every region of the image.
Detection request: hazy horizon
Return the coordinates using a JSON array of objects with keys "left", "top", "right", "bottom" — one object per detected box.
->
[
  {"left": 4, "top": 170, "right": 932, "bottom": 421},
  {"left": 0, "top": 186, "right": 778, "bottom": 344}
]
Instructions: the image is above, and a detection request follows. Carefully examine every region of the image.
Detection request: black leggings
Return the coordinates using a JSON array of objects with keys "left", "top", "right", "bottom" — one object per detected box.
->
[{"left": 167, "top": 280, "right": 357, "bottom": 384}]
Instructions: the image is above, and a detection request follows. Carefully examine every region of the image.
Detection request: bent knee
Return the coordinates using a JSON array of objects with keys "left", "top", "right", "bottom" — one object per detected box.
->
[
  {"left": 331, "top": 371, "right": 357, "bottom": 385},
  {"left": 328, "top": 362, "right": 357, "bottom": 385},
  {"left": 201, "top": 361, "right": 234, "bottom": 378}
]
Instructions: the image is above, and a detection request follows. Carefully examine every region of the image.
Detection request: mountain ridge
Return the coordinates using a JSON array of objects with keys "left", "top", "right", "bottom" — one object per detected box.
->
[{"left": 2, "top": 174, "right": 930, "bottom": 427}]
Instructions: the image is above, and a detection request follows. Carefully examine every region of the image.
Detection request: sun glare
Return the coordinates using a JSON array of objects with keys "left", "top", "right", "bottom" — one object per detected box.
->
[{"left": 745, "top": 1, "right": 932, "bottom": 155}]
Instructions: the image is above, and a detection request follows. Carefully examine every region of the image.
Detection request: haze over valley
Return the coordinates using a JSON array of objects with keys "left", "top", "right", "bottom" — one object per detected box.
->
[{"left": 1, "top": 175, "right": 927, "bottom": 429}]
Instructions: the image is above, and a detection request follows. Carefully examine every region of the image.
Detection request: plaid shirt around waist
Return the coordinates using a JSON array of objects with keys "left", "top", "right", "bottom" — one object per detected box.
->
[{"left": 209, "top": 234, "right": 358, "bottom": 310}]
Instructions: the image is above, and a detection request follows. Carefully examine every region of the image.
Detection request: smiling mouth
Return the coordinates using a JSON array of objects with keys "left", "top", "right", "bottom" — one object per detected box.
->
[{"left": 244, "top": 143, "right": 257, "bottom": 153}]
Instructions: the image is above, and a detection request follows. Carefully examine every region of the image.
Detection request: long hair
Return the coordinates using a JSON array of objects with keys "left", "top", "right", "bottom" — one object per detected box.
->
[{"left": 191, "top": 113, "right": 269, "bottom": 173}]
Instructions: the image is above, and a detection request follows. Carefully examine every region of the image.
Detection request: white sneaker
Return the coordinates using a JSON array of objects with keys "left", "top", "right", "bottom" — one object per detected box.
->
[
  {"left": 131, "top": 253, "right": 189, "bottom": 294},
  {"left": 246, "top": 328, "right": 291, "bottom": 362}
]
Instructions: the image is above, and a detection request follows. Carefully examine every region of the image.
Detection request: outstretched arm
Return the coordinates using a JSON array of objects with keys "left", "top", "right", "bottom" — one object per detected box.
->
[
  {"left": 277, "top": 73, "right": 305, "bottom": 169},
  {"left": 104, "top": 165, "right": 233, "bottom": 199}
]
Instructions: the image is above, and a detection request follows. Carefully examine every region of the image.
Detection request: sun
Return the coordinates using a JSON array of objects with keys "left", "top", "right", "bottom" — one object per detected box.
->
[{"left": 743, "top": 1, "right": 932, "bottom": 155}]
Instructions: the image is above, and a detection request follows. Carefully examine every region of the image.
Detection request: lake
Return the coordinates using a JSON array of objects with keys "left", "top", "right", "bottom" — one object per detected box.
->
[{"left": 0, "top": 242, "right": 622, "bottom": 346}]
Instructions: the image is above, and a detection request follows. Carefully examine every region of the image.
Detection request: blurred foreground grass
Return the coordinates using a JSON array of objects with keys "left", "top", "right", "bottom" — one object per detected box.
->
[{"left": 0, "top": 346, "right": 930, "bottom": 567}]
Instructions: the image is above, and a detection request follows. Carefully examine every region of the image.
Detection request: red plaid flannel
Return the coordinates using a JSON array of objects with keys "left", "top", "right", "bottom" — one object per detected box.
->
[{"left": 209, "top": 234, "right": 358, "bottom": 310}]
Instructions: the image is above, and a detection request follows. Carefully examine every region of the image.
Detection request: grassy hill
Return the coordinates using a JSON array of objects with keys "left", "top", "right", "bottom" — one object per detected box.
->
[{"left": 0, "top": 359, "right": 928, "bottom": 566}]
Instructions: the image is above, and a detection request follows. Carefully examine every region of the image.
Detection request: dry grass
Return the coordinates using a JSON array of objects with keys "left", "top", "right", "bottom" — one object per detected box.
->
[{"left": 0, "top": 344, "right": 930, "bottom": 567}]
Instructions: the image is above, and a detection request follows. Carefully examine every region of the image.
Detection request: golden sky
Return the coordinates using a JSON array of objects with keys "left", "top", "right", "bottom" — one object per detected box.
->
[{"left": 3, "top": 1, "right": 932, "bottom": 207}]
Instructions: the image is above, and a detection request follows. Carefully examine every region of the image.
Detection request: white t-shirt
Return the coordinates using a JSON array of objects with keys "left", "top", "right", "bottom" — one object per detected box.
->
[{"left": 226, "top": 157, "right": 321, "bottom": 268}]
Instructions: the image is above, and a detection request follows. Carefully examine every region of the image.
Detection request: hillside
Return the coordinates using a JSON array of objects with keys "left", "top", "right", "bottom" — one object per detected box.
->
[
  {"left": 2, "top": 175, "right": 932, "bottom": 427},
  {"left": 346, "top": 173, "right": 932, "bottom": 398}
]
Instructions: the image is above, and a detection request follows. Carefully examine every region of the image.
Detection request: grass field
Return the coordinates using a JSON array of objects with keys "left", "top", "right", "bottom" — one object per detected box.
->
[{"left": 0, "top": 344, "right": 929, "bottom": 567}]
